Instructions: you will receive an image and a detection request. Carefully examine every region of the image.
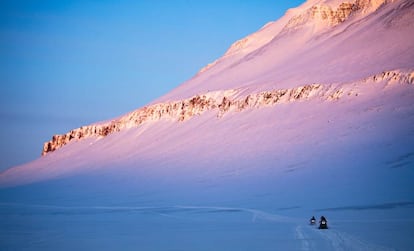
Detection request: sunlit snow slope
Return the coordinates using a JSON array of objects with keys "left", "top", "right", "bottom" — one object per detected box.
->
[{"left": 1, "top": 0, "right": 414, "bottom": 250}]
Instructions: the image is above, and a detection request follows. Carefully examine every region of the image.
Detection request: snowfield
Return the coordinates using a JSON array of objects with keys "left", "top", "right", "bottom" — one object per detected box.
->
[
  {"left": 1, "top": 0, "right": 414, "bottom": 250},
  {"left": 0, "top": 203, "right": 413, "bottom": 250}
]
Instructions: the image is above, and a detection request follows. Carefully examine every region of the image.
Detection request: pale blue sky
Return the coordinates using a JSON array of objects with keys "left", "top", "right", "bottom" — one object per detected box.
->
[{"left": 0, "top": 0, "right": 305, "bottom": 171}]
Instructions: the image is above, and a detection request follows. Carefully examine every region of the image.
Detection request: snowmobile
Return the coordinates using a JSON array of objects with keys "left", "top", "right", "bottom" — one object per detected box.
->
[
  {"left": 319, "top": 216, "right": 328, "bottom": 229},
  {"left": 310, "top": 216, "right": 316, "bottom": 225}
]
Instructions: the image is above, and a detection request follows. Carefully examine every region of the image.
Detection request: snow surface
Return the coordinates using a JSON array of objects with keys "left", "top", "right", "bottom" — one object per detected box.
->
[{"left": 1, "top": 0, "right": 414, "bottom": 250}]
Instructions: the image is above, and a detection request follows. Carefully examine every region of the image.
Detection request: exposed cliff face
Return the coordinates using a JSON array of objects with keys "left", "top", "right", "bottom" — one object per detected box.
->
[
  {"left": 279, "top": 0, "right": 391, "bottom": 35},
  {"left": 307, "top": 0, "right": 391, "bottom": 30},
  {"left": 42, "top": 69, "right": 413, "bottom": 156}
]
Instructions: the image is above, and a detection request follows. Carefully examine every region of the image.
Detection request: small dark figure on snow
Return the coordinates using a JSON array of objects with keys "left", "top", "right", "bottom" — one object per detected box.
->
[
  {"left": 319, "top": 216, "right": 328, "bottom": 229},
  {"left": 310, "top": 216, "right": 316, "bottom": 225}
]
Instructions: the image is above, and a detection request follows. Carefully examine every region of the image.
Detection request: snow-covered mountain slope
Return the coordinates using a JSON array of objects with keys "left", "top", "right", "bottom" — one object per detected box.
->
[
  {"left": 1, "top": 0, "right": 414, "bottom": 250},
  {"left": 6, "top": 69, "right": 414, "bottom": 165},
  {"left": 20, "top": 0, "right": 414, "bottom": 162},
  {"left": 160, "top": 0, "right": 414, "bottom": 101},
  {"left": 1, "top": 67, "right": 413, "bottom": 187}
]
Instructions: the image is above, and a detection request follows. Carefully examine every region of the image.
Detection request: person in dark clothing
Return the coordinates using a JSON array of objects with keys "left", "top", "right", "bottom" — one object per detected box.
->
[
  {"left": 310, "top": 216, "right": 316, "bottom": 225},
  {"left": 319, "top": 216, "right": 328, "bottom": 229}
]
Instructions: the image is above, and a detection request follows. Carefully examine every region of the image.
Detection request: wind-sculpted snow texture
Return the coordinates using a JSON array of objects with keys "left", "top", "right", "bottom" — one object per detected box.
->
[
  {"left": 2, "top": 0, "right": 414, "bottom": 250},
  {"left": 42, "top": 70, "right": 414, "bottom": 156}
]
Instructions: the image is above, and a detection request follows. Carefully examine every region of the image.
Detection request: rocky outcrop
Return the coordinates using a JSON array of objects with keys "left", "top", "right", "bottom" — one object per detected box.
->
[
  {"left": 310, "top": 2, "right": 356, "bottom": 26},
  {"left": 282, "top": 0, "right": 391, "bottom": 33},
  {"left": 370, "top": 69, "right": 414, "bottom": 84},
  {"left": 224, "top": 37, "right": 250, "bottom": 57},
  {"left": 42, "top": 70, "right": 413, "bottom": 156},
  {"left": 42, "top": 123, "right": 122, "bottom": 155}
]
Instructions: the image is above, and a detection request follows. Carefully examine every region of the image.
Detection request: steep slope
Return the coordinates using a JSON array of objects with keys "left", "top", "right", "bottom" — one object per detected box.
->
[
  {"left": 0, "top": 0, "right": 412, "bottom": 193},
  {"left": 159, "top": 0, "right": 414, "bottom": 101},
  {"left": 0, "top": 69, "right": 412, "bottom": 188},
  {"left": 33, "top": 70, "right": 414, "bottom": 157},
  {"left": 0, "top": 0, "right": 412, "bottom": 197}
]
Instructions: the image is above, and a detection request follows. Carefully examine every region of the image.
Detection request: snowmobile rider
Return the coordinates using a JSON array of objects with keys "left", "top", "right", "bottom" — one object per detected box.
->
[
  {"left": 319, "top": 216, "right": 328, "bottom": 229},
  {"left": 310, "top": 216, "right": 316, "bottom": 225}
]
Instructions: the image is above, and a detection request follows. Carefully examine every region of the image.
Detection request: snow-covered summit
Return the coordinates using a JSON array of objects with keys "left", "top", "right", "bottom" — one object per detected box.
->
[
  {"left": 164, "top": 0, "right": 413, "bottom": 102},
  {"left": 222, "top": 0, "right": 391, "bottom": 59}
]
